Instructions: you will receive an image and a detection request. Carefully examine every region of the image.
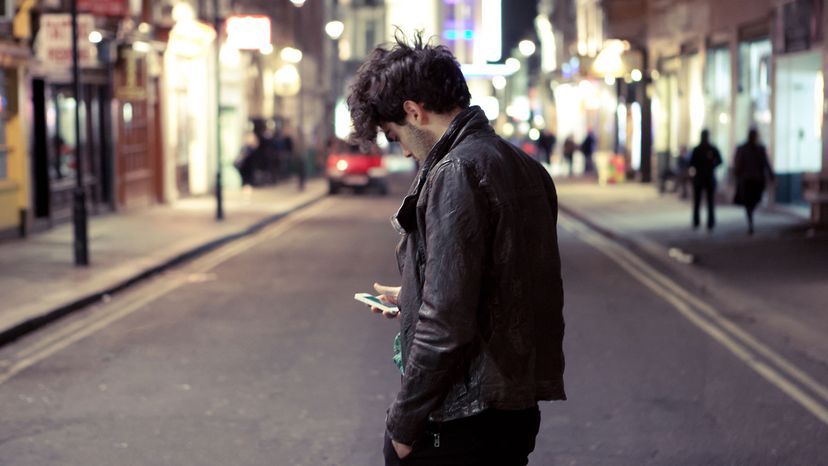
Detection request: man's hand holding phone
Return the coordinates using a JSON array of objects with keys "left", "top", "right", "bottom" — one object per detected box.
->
[{"left": 356, "top": 283, "right": 401, "bottom": 319}]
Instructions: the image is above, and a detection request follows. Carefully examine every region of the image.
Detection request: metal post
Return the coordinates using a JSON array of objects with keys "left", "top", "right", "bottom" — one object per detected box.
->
[
  {"left": 70, "top": 0, "right": 89, "bottom": 265},
  {"left": 213, "top": 0, "right": 224, "bottom": 221}
]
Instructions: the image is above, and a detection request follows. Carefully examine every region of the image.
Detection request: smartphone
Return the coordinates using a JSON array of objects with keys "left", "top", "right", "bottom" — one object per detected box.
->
[{"left": 354, "top": 293, "right": 400, "bottom": 315}]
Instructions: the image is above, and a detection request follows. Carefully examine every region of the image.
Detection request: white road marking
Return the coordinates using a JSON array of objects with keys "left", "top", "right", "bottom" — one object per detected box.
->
[
  {"left": 0, "top": 200, "right": 333, "bottom": 386},
  {"left": 559, "top": 214, "right": 828, "bottom": 426}
]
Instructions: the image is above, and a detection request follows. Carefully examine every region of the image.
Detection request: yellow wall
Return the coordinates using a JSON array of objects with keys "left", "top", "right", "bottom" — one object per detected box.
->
[{"left": 0, "top": 75, "right": 28, "bottom": 233}]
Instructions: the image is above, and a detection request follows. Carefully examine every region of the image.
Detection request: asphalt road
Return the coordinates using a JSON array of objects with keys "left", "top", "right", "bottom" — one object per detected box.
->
[{"left": 0, "top": 174, "right": 826, "bottom": 465}]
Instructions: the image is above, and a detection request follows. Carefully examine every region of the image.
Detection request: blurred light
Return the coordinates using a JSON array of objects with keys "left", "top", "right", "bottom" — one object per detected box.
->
[
  {"left": 535, "top": 14, "right": 557, "bottom": 72},
  {"left": 273, "top": 64, "right": 301, "bottom": 96},
  {"left": 172, "top": 3, "right": 195, "bottom": 23},
  {"left": 227, "top": 16, "right": 272, "bottom": 50},
  {"left": 502, "top": 122, "right": 515, "bottom": 137},
  {"left": 815, "top": 71, "right": 824, "bottom": 138},
  {"left": 631, "top": 102, "right": 642, "bottom": 170},
  {"left": 138, "top": 22, "right": 151, "bottom": 34},
  {"left": 617, "top": 103, "right": 627, "bottom": 149},
  {"left": 462, "top": 63, "right": 518, "bottom": 78},
  {"left": 220, "top": 43, "right": 241, "bottom": 66},
  {"left": 334, "top": 98, "right": 353, "bottom": 140},
  {"left": 593, "top": 39, "right": 625, "bottom": 77},
  {"left": 376, "top": 132, "right": 389, "bottom": 149},
  {"left": 281, "top": 47, "right": 303, "bottom": 63},
  {"left": 290, "top": 0, "right": 306, "bottom": 6},
  {"left": 517, "top": 121, "right": 530, "bottom": 135},
  {"left": 132, "top": 41, "right": 151, "bottom": 53},
  {"left": 507, "top": 96, "right": 531, "bottom": 122},
  {"left": 472, "top": 96, "right": 500, "bottom": 120},
  {"left": 168, "top": 20, "right": 216, "bottom": 57},
  {"left": 325, "top": 21, "right": 345, "bottom": 40},
  {"left": 336, "top": 159, "right": 348, "bottom": 171},
  {"left": 549, "top": 80, "right": 559, "bottom": 91},
  {"left": 492, "top": 75, "right": 507, "bottom": 90},
  {"left": 481, "top": 0, "right": 502, "bottom": 62},
  {"left": 123, "top": 102, "right": 133, "bottom": 124},
  {"left": 651, "top": 69, "right": 661, "bottom": 80},
  {"left": 339, "top": 39, "right": 351, "bottom": 61},
  {"left": 533, "top": 115, "right": 546, "bottom": 128},
  {"left": 505, "top": 58, "right": 521, "bottom": 73},
  {"left": 631, "top": 68, "right": 643, "bottom": 82},
  {"left": 88, "top": 31, "right": 103, "bottom": 44},
  {"left": 718, "top": 112, "right": 730, "bottom": 124},
  {"left": 529, "top": 128, "right": 541, "bottom": 141},
  {"left": 260, "top": 43, "right": 274, "bottom": 55},
  {"left": 518, "top": 40, "right": 536, "bottom": 57},
  {"left": 604, "top": 75, "right": 616, "bottom": 86}
]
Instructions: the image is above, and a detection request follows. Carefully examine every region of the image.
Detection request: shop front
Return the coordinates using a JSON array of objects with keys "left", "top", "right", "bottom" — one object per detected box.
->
[
  {"left": 30, "top": 13, "right": 114, "bottom": 225},
  {"left": 115, "top": 44, "right": 164, "bottom": 208},
  {"left": 0, "top": 43, "right": 30, "bottom": 238},
  {"left": 161, "top": 4, "right": 215, "bottom": 200},
  {"left": 772, "top": 0, "right": 824, "bottom": 204}
]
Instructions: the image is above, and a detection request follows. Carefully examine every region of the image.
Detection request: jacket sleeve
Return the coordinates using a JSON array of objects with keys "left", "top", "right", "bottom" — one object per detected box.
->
[{"left": 386, "top": 160, "right": 488, "bottom": 445}]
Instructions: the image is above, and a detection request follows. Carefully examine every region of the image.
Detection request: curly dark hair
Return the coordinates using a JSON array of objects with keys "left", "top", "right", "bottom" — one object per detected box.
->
[{"left": 347, "top": 30, "right": 471, "bottom": 145}]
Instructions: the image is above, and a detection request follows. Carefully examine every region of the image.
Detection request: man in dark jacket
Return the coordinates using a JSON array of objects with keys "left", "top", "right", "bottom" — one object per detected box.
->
[
  {"left": 689, "top": 129, "right": 723, "bottom": 230},
  {"left": 734, "top": 129, "right": 775, "bottom": 234},
  {"left": 348, "top": 32, "right": 566, "bottom": 465}
]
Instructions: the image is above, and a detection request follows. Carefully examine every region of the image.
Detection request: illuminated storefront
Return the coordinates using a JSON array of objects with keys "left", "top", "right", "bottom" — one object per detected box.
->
[
  {"left": 772, "top": 0, "right": 824, "bottom": 203},
  {"left": 161, "top": 2, "right": 216, "bottom": 199}
]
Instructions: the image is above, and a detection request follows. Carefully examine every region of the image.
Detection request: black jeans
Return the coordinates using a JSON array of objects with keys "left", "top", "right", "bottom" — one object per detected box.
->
[
  {"left": 383, "top": 406, "right": 541, "bottom": 466},
  {"left": 692, "top": 179, "right": 717, "bottom": 229}
]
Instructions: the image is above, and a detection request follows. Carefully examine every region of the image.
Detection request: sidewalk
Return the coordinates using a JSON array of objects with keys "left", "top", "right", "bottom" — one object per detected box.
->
[
  {"left": 0, "top": 179, "right": 328, "bottom": 344},
  {"left": 556, "top": 179, "right": 828, "bottom": 368}
]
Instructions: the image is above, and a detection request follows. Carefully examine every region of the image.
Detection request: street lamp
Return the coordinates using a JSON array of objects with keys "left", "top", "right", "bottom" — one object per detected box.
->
[{"left": 70, "top": 0, "right": 89, "bottom": 266}]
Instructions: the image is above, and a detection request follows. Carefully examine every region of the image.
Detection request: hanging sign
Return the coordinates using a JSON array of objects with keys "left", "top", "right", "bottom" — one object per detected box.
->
[{"left": 35, "top": 14, "right": 98, "bottom": 68}]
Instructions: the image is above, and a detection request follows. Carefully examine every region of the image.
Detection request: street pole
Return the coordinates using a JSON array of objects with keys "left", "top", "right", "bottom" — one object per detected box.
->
[
  {"left": 213, "top": 0, "right": 224, "bottom": 221},
  {"left": 70, "top": 0, "right": 89, "bottom": 266}
]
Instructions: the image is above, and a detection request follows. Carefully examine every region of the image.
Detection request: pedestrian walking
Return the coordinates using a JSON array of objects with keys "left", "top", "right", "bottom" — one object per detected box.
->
[
  {"left": 563, "top": 135, "right": 576, "bottom": 177},
  {"left": 536, "top": 129, "right": 557, "bottom": 165},
  {"left": 734, "top": 129, "right": 775, "bottom": 235},
  {"left": 234, "top": 132, "right": 259, "bottom": 189},
  {"left": 689, "top": 129, "right": 722, "bottom": 230},
  {"left": 580, "top": 130, "right": 596, "bottom": 174},
  {"left": 348, "top": 32, "right": 565, "bottom": 466}
]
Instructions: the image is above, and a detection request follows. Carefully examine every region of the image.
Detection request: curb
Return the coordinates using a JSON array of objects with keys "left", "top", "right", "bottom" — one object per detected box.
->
[{"left": 0, "top": 193, "right": 328, "bottom": 348}]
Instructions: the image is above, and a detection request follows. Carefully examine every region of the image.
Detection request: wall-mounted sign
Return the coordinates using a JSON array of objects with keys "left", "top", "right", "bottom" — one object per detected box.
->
[
  {"left": 226, "top": 15, "right": 271, "bottom": 50},
  {"left": 35, "top": 14, "right": 98, "bottom": 68},
  {"left": 78, "top": 0, "right": 129, "bottom": 17}
]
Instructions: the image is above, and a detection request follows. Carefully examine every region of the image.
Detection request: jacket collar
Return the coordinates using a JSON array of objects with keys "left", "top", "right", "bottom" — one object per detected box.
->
[{"left": 391, "top": 106, "right": 490, "bottom": 233}]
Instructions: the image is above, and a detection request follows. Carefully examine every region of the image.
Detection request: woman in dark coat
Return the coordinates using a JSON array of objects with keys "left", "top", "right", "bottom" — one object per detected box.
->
[{"left": 734, "top": 129, "right": 775, "bottom": 234}]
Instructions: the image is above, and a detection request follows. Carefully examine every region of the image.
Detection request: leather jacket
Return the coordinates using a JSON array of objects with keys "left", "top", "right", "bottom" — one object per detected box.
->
[{"left": 387, "top": 106, "right": 566, "bottom": 445}]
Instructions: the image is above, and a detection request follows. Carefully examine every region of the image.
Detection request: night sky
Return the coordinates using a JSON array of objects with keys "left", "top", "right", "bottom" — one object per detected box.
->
[{"left": 500, "top": 0, "right": 538, "bottom": 61}]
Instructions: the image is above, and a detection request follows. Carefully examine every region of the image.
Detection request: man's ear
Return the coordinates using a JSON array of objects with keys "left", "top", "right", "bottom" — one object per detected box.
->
[{"left": 402, "top": 100, "right": 428, "bottom": 125}]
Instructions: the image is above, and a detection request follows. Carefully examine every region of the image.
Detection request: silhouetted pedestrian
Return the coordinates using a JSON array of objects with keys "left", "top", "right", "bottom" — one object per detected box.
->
[
  {"left": 234, "top": 132, "right": 259, "bottom": 188},
  {"left": 563, "top": 136, "right": 576, "bottom": 177},
  {"left": 734, "top": 129, "right": 775, "bottom": 235},
  {"left": 581, "top": 130, "right": 595, "bottom": 173},
  {"left": 536, "top": 130, "right": 556, "bottom": 165},
  {"left": 689, "top": 129, "right": 722, "bottom": 230}
]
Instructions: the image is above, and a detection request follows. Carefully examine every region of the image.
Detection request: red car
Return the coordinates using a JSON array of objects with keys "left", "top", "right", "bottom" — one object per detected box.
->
[{"left": 326, "top": 141, "right": 389, "bottom": 195}]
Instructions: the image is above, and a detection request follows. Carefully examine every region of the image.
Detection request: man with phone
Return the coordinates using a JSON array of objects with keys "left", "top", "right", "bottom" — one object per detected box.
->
[{"left": 348, "top": 32, "right": 566, "bottom": 465}]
